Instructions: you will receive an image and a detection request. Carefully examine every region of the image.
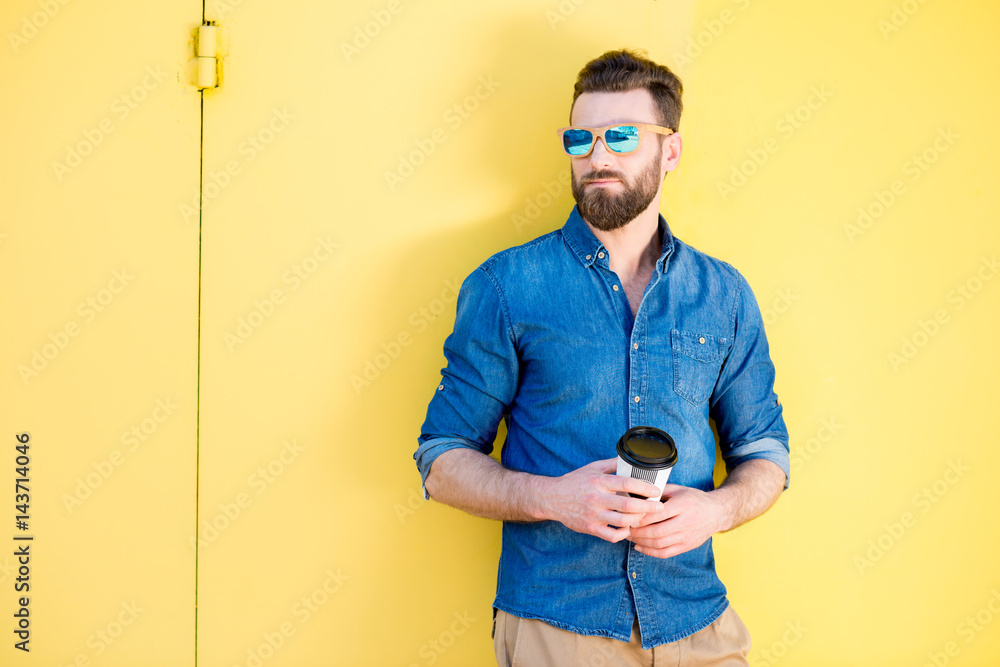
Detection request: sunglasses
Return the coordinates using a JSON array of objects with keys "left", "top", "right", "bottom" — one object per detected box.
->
[{"left": 557, "top": 123, "right": 674, "bottom": 157}]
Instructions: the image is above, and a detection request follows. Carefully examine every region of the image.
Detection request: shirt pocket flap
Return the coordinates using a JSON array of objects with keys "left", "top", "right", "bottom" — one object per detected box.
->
[{"left": 670, "top": 329, "right": 727, "bottom": 363}]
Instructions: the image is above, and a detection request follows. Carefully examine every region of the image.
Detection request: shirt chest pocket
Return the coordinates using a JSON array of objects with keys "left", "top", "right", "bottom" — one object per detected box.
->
[{"left": 671, "top": 329, "right": 728, "bottom": 406}]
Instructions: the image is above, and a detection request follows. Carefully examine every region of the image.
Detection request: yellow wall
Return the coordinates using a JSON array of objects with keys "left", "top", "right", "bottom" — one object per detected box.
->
[
  {"left": 1, "top": 0, "right": 200, "bottom": 665},
  {"left": 2, "top": 0, "right": 998, "bottom": 665}
]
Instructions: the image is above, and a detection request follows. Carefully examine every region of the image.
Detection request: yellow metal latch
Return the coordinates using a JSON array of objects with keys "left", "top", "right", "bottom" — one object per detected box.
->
[{"left": 197, "top": 21, "right": 219, "bottom": 89}]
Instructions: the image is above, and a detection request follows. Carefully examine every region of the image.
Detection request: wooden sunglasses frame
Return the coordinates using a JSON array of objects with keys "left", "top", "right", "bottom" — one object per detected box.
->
[{"left": 556, "top": 123, "right": 674, "bottom": 156}]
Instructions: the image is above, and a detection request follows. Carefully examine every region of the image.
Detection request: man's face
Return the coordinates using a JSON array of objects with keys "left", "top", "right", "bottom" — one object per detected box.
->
[{"left": 568, "top": 89, "right": 679, "bottom": 232}]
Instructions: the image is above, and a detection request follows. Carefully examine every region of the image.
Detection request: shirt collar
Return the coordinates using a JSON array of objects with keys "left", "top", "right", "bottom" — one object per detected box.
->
[{"left": 562, "top": 205, "right": 676, "bottom": 273}]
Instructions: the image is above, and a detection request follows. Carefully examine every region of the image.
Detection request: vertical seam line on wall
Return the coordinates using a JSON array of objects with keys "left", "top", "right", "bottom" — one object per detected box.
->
[
  {"left": 195, "top": 92, "right": 203, "bottom": 666},
  {"left": 195, "top": 3, "right": 205, "bottom": 665}
]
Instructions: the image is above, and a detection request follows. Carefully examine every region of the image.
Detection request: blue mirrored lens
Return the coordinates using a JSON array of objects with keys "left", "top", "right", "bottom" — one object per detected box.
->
[
  {"left": 563, "top": 129, "right": 593, "bottom": 156},
  {"left": 605, "top": 125, "right": 640, "bottom": 153}
]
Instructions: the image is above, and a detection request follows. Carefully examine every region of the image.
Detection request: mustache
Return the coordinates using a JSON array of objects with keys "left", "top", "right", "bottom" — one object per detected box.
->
[{"left": 582, "top": 170, "right": 625, "bottom": 184}]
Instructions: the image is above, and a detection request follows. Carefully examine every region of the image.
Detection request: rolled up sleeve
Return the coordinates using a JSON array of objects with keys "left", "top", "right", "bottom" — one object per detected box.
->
[
  {"left": 414, "top": 266, "right": 519, "bottom": 498},
  {"left": 709, "top": 272, "right": 790, "bottom": 490}
]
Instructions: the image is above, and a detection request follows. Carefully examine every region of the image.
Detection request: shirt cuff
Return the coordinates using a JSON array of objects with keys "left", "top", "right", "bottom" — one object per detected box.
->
[
  {"left": 414, "top": 436, "right": 484, "bottom": 500},
  {"left": 723, "top": 437, "right": 790, "bottom": 490}
]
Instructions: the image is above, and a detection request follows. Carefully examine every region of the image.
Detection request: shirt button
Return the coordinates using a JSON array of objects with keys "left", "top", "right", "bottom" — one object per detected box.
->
[
  {"left": 634, "top": 396, "right": 640, "bottom": 403},
  {"left": 586, "top": 254, "right": 592, "bottom": 260},
  {"left": 437, "top": 385, "right": 443, "bottom": 390},
  {"left": 612, "top": 285, "right": 619, "bottom": 291},
  {"left": 633, "top": 343, "right": 639, "bottom": 350},
  {"left": 631, "top": 571, "right": 637, "bottom": 579},
  {"left": 598, "top": 252, "right": 605, "bottom": 259},
  {"left": 699, "top": 337, "right": 705, "bottom": 344}
]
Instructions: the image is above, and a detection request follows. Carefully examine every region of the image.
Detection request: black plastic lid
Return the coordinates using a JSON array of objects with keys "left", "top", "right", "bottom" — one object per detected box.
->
[{"left": 616, "top": 426, "right": 678, "bottom": 469}]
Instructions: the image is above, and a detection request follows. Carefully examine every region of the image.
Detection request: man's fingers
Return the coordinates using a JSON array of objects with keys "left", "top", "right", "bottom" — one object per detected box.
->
[
  {"left": 591, "top": 523, "right": 632, "bottom": 544},
  {"left": 579, "top": 458, "right": 661, "bottom": 499},
  {"left": 608, "top": 493, "right": 663, "bottom": 516},
  {"left": 602, "top": 473, "right": 661, "bottom": 499},
  {"left": 629, "top": 521, "right": 678, "bottom": 542},
  {"left": 600, "top": 509, "right": 649, "bottom": 529},
  {"left": 634, "top": 543, "right": 687, "bottom": 559},
  {"left": 585, "top": 457, "right": 620, "bottom": 474},
  {"left": 554, "top": 459, "right": 671, "bottom": 542},
  {"left": 639, "top": 499, "right": 682, "bottom": 525},
  {"left": 632, "top": 503, "right": 672, "bottom": 527},
  {"left": 660, "top": 483, "right": 684, "bottom": 497}
]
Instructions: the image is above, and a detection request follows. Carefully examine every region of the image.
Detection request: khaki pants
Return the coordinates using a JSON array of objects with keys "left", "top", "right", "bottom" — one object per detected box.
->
[{"left": 493, "top": 605, "right": 751, "bottom": 667}]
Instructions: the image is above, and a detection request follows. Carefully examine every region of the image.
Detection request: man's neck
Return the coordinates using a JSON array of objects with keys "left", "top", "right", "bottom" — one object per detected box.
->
[{"left": 584, "top": 198, "right": 663, "bottom": 281}]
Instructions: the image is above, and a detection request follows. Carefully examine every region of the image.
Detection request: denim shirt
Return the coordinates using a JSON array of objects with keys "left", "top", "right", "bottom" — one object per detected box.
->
[{"left": 414, "top": 206, "right": 789, "bottom": 648}]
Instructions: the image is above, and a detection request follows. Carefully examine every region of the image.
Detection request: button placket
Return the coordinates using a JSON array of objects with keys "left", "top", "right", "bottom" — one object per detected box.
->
[
  {"left": 597, "top": 265, "right": 627, "bottom": 330},
  {"left": 625, "top": 543, "right": 644, "bottom": 608},
  {"left": 593, "top": 259, "right": 633, "bottom": 339},
  {"left": 628, "top": 311, "right": 648, "bottom": 424}
]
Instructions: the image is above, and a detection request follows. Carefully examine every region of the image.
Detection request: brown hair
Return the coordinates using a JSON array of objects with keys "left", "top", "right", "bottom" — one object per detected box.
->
[{"left": 570, "top": 49, "right": 683, "bottom": 131}]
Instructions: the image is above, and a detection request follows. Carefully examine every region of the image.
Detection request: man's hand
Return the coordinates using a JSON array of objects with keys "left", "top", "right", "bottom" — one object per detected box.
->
[
  {"left": 626, "top": 459, "right": 787, "bottom": 559},
  {"left": 424, "top": 450, "right": 662, "bottom": 544},
  {"left": 626, "top": 484, "right": 728, "bottom": 559},
  {"left": 540, "top": 458, "right": 664, "bottom": 543}
]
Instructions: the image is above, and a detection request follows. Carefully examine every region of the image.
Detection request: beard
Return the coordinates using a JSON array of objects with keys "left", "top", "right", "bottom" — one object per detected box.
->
[{"left": 571, "top": 143, "right": 663, "bottom": 232}]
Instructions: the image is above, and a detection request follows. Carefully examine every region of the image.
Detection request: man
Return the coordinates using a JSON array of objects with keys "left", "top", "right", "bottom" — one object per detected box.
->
[{"left": 414, "top": 49, "right": 789, "bottom": 666}]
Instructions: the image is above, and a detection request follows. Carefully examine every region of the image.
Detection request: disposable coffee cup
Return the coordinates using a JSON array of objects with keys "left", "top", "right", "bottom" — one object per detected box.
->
[{"left": 615, "top": 426, "right": 678, "bottom": 500}]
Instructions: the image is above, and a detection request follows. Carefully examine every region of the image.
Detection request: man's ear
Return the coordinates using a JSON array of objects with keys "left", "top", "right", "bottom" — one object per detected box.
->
[{"left": 662, "top": 132, "right": 682, "bottom": 175}]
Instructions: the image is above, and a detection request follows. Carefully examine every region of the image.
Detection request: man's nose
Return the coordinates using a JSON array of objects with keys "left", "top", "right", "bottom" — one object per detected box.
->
[{"left": 588, "top": 136, "right": 616, "bottom": 168}]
